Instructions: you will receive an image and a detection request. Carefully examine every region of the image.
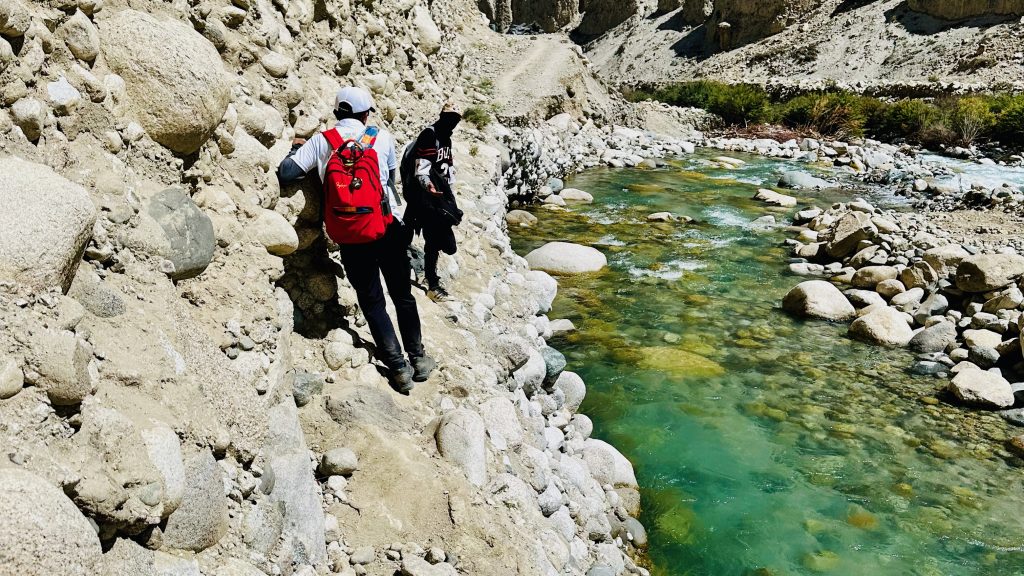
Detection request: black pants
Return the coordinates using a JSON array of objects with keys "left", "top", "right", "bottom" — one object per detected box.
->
[
  {"left": 423, "top": 223, "right": 457, "bottom": 289},
  {"left": 339, "top": 221, "right": 423, "bottom": 369}
]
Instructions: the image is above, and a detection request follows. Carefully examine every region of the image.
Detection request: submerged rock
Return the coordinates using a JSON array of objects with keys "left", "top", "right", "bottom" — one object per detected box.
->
[{"left": 636, "top": 347, "right": 725, "bottom": 377}]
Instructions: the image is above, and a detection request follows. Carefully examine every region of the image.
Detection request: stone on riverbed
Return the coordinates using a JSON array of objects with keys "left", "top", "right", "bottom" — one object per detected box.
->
[
  {"left": 506, "top": 210, "right": 537, "bottom": 227},
  {"left": 849, "top": 307, "right": 913, "bottom": 347},
  {"left": 778, "top": 171, "right": 830, "bottom": 190},
  {"left": 559, "top": 188, "right": 594, "bottom": 203},
  {"left": 948, "top": 369, "right": 1014, "bottom": 409},
  {"left": 526, "top": 242, "right": 607, "bottom": 274},
  {"left": 954, "top": 254, "right": 1024, "bottom": 293},
  {"left": 637, "top": 347, "right": 724, "bottom": 377},
  {"left": 753, "top": 189, "right": 797, "bottom": 207},
  {"left": 782, "top": 281, "right": 856, "bottom": 322}
]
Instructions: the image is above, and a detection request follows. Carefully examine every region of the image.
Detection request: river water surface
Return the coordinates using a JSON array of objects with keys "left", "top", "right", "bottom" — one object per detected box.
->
[{"left": 510, "top": 152, "right": 1024, "bottom": 576}]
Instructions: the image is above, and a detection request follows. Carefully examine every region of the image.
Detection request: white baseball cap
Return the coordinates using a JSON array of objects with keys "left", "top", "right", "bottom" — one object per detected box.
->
[{"left": 335, "top": 87, "right": 376, "bottom": 114}]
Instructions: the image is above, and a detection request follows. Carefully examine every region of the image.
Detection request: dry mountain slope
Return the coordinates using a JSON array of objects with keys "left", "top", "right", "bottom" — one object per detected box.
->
[{"left": 587, "top": 0, "right": 1024, "bottom": 91}]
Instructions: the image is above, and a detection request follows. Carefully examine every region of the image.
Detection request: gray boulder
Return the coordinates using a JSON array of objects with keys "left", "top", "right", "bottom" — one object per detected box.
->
[
  {"left": 69, "top": 267, "right": 126, "bottom": 317},
  {"left": 782, "top": 280, "right": 856, "bottom": 322},
  {"left": 146, "top": 188, "right": 216, "bottom": 280},
  {"left": 778, "top": 171, "right": 830, "bottom": 190},
  {"left": 0, "top": 357, "right": 23, "bottom": 399},
  {"left": 267, "top": 452, "right": 327, "bottom": 565},
  {"left": 909, "top": 321, "right": 957, "bottom": 353},
  {"left": 62, "top": 10, "right": 100, "bottom": 62},
  {"left": 0, "top": 156, "right": 97, "bottom": 292},
  {"left": 540, "top": 346, "right": 567, "bottom": 386},
  {"left": 436, "top": 409, "right": 488, "bottom": 487},
  {"left": 955, "top": 254, "right": 1024, "bottom": 293},
  {"left": 923, "top": 244, "right": 970, "bottom": 278},
  {"left": 163, "top": 450, "right": 228, "bottom": 552},
  {"left": 0, "top": 468, "right": 102, "bottom": 575},
  {"left": 100, "top": 10, "right": 231, "bottom": 154},
  {"left": 479, "top": 396, "right": 524, "bottom": 450}
]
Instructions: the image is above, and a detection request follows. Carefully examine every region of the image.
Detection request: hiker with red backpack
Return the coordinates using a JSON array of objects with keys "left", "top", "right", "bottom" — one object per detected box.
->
[
  {"left": 401, "top": 101, "right": 464, "bottom": 302},
  {"left": 277, "top": 87, "right": 435, "bottom": 394}
]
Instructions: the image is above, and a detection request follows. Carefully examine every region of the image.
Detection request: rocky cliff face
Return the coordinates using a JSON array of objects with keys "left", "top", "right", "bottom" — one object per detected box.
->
[
  {"left": 0, "top": 0, "right": 658, "bottom": 575},
  {"left": 706, "top": 0, "right": 816, "bottom": 49},
  {"left": 907, "top": 0, "right": 1024, "bottom": 20}
]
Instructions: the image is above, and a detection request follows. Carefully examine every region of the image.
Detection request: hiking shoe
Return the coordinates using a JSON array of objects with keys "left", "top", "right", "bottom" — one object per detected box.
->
[
  {"left": 410, "top": 354, "right": 436, "bottom": 383},
  {"left": 427, "top": 285, "right": 451, "bottom": 302},
  {"left": 388, "top": 363, "right": 415, "bottom": 395}
]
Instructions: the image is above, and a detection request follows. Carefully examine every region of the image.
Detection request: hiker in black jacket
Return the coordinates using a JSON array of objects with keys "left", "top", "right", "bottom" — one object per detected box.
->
[{"left": 402, "top": 101, "right": 464, "bottom": 301}]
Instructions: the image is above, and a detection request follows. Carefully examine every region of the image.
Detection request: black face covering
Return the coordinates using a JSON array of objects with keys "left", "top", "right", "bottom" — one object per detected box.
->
[{"left": 435, "top": 112, "right": 462, "bottom": 135}]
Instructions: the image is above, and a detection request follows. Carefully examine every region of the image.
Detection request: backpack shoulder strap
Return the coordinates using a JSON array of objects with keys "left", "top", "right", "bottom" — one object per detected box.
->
[{"left": 322, "top": 128, "right": 344, "bottom": 151}]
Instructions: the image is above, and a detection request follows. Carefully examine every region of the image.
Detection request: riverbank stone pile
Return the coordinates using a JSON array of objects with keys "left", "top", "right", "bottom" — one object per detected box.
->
[{"left": 780, "top": 198, "right": 1024, "bottom": 410}]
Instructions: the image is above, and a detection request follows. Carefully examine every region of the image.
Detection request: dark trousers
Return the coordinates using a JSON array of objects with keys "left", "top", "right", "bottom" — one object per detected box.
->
[
  {"left": 423, "top": 223, "right": 457, "bottom": 288},
  {"left": 339, "top": 221, "right": 423, "bottom": 369}
]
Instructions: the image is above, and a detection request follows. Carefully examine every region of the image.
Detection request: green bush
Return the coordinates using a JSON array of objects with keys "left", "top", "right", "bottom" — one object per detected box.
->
[
  {"left": 864, "top": 99, "right": 936, "bottom": 142},
  {"left": 778, "top": 92, "right": 867, "bottom": 138},
  {"left": 462, "top": 106, "right": 491, "bottom": 130},
  {"left": 628, "top": 81, "right": 771, "bottom": 126},
  {"left": 993, "top": 96, "right": 1024, "bottom": 144},
  {"left": 948, "top": 97, "right": 996, "bottom": 147}
]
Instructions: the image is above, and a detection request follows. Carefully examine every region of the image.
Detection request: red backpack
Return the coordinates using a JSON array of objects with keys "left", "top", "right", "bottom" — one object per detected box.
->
[{"left": 322, "top": 127, "right": 393, "bottom": 245}]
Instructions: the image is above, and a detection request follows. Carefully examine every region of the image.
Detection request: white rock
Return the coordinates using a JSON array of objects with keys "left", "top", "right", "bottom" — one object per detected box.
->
[
  {"left": 948, "top": 369, "right": 1014, "bottom": 408},
  {"left": 782, "top": 281, "right": 856, "bottom": 322},
  {"left": 526, "top": 242, "right": 607, "bottom": 274},
  {"left": 436, "top": 409, "right": 487, "bottom": 487},
  {"left": 252, "top": 209, "right": 298, "bottom": 256},
  {"left": 559, "top": 188, "right": 594, "bottom": 203},
  {"left": 0, "top": 357, "right": 23, "bottom": 399},
  {"left": 849, "top": 306, "right": 913, "bottom": 347},
  {"left": 753, "top": 189, "right": 797, "bottom": 207}
]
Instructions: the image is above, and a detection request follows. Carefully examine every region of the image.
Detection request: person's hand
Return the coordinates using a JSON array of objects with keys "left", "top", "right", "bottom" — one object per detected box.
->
[
  {"left": 428, "top": 183, "right": 442, "bottom": 197},
  {"left": 292, "top": 137, "right": 306, "bottom": 146}
]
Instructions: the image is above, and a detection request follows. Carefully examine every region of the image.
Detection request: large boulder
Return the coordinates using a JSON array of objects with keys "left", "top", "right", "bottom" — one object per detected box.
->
[
  {"left": 25, "top": 329, "right": 98, "bottom": 406},
  {"left": 100, "top": 10, "right": 231, "bottom": 154},
  {"left": 129, "top": 188, "right": 216, "bottom": 280},
  {"left": 436, "top": 409, "right": 488, "bottom": 487},
  {"left": 909, "top": 321, "right": 958, "bottom": 353},
  {"left": 907, "top": 0, "right": 1024, "bottom": 20},
  {"left": 753, "top": 188, "right": 797, "bottom": 207},
  {"left": 782, "top": 280, "right": 856, "bottom": 322},
  {"left": 778, "top": 170, "right": 830, "bottom": 190},
  {"left": 954, "top": 254, "right": 1024, "bottom": 293},
  {"left": 0, "top": 156, "right": 97, "bottom": 293},
  {"left": 581, "top": 439, "right": 638, "bottom": 488},
  {"left": 948, "top": 368, "right": 1014, "bottom": 408},
  {"left": 577, "top": 0, "right": 639, "bottom": 36},
  {"left": 849, "top": 307, "right": 913, "bottom": 347},
  {"left": 823, "top": 211, "right": 877, "bottom": 259},
  {"left": 0, "top": 468, "right": 103, "bottom": 575},
  {"left": 478, "top": 0, "right": 513, "bottom": 31},
  {"left": 163, "top": 450, "right": 228, "bottom": 552},
  {"left": 526, "top": 242, "right": 607, "bottom": 274},
  {"left": 923, "top": 244, "right": 970, "bottom": 278}
]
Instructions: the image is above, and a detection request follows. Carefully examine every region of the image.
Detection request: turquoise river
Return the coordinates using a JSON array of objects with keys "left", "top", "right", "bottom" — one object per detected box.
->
[{"left": 509, "top": 152, "right": 1024, "bottom": 576}]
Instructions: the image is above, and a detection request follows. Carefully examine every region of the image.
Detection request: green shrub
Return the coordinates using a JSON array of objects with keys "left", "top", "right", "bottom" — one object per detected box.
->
[
  {"left": 778, "top": 92, "right": 867, "bottom": 138},
  {"left": 463, "top": 106, "right": 491, "bottom": 130},
  {"left": 993, "top": 96, "right": 1024, "bottom": 144},
  {"left": 707, "top": 83, "right": 772, "bottom": 126},
  {"left": 948, "top": 97, "right": 996, "bottom": 147},
  {"left": 865, "top": 99, "right": 936, "bottom": 141}
]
